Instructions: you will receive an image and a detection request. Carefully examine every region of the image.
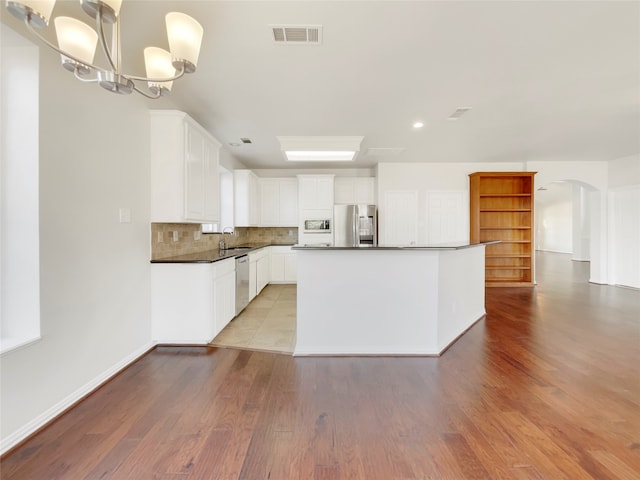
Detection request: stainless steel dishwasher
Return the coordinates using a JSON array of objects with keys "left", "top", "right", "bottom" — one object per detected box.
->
[{"left": 235, "top": 255, "right": 250, "bottom": 316}]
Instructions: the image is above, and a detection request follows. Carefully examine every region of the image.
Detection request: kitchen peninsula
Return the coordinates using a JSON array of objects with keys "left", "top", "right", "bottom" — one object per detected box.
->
[{"left": 292, "top": 243, "right": 492, "bottom": 356}]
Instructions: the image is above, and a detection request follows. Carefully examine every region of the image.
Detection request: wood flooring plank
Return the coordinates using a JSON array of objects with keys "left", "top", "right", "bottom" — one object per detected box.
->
[
  {"left": 589, "top": 450, "right": 640, "bottom": 480},
  {"left": 2, "top": 254, "right": 639, "bottom": 480}
]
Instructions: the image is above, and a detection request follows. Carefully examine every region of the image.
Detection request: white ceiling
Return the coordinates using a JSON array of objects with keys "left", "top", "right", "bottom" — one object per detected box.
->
[{"left": 4, "top": 1, "right": 640, "bottom": 170}]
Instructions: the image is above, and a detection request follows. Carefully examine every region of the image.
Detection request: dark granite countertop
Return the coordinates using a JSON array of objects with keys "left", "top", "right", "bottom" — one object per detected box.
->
[
  {"left": 151, "top": 243, "right": 295, "bottom": 264},
  {"left": 292, "top": 241, "right": 499, "bottom": 251}
]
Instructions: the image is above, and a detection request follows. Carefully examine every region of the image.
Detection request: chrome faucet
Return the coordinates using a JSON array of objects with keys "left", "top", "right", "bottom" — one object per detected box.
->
[{"left": 219, "top": 226, "right": 234, "bottom": 250}]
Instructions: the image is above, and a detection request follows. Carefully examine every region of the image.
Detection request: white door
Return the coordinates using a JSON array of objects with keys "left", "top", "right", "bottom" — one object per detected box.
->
[
  {"left": 426, "top": 191, "right": 467, "bottom": 244},
  {"left": 383, "top": 190, "right": 418, "bottom": 246}
]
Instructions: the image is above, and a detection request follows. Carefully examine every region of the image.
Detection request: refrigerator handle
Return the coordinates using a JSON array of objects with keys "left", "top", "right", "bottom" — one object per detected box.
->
[{"left": 352, "top": 207, "right": 359, "bottom": 247}]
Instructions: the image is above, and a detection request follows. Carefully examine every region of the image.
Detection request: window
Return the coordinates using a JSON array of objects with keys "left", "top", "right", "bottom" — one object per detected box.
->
[{"left": 0, "top": 24, "right": 41, "bottom": 354}]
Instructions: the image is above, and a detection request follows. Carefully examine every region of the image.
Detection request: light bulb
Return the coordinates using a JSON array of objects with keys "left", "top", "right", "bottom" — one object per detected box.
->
[{"left": 166, "top": 12, "right": 203, "bottom": 73}]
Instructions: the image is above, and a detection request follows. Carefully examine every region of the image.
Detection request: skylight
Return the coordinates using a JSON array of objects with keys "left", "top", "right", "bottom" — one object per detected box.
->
[{"left": 277, "top": 136, "right": 364, "bottom": 162}]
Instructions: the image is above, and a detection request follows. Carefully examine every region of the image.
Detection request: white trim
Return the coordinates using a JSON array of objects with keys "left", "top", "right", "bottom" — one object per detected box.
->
[
  {"left": 0, "top": 342, "right": 155, "bottom": 455},
  {"left": 294, "top": 346, "right": 439, "bottom": 356},
  {"left": 0, "top": 335, "right": 41, "bottom": 356}
]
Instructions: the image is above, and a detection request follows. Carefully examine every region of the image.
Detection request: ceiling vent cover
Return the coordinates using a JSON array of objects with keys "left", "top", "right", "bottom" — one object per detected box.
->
[
  {"left": 365, "top": 147, "right": 406, "bottom": 157},
  {"left": 271, "top": 25, "right": 323, "bottom": 45},
  {"left": 447, "top": 107, "right": 472, "bottom": 121}
]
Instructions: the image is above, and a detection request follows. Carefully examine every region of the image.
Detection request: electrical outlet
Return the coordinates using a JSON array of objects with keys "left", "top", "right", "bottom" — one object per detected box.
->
[
  {"left": 157, "top": 231, "right": 163, "bottom": 243},
  {"left": 288, "top": 230, "right": 293, "bottom": 237},
  {"left": 172, "top": 231, "right": 179, "bottom": 242},
  {"left": 194, "top": 231, "right": 201, "bottom": 241}
]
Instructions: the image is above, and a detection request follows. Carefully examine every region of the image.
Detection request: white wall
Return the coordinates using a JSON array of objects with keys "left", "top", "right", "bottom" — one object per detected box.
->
[
  {"left": 572, "top": 184, "right": 591, "bottom": 261},
  {"left": 608, "top": 154, "right": 640, "bottom": 188},
  {"left": 536, "top": 188, "right": 573, "bottom": 254},
  {"left": 377, "top": 162, "right": 524, "bottom": 245},
  {"left": 608, "top": 154, "right": 640, "bottom": 288},
  {"left": 0, "top": 37, "right": 153, "bottom": 452}
]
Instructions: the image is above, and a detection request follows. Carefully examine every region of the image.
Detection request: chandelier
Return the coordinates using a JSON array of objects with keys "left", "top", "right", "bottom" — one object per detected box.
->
[{"left": 5, "top": 0, "right": 203, "bottom": 98}]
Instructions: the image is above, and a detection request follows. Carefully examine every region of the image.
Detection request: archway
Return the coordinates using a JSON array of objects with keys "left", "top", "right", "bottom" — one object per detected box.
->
[{"left": 534, "top": 179, "right": 599, "bottom": 283}]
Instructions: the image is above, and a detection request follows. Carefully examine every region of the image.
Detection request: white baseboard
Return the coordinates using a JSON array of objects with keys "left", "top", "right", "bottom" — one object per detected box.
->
[{"left": 0, "top": 342, "right": 156, "bottom": 455}]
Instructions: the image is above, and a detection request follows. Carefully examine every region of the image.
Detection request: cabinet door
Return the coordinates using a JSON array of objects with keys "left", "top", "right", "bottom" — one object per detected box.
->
[
  {"left": 214, "top": 270, "right": 235, "bottom": 334},
  {"left": 249, "top": 173, "right": 259, "bottom": 225},
  {"left": 271, "top": 253, "right": 285, "bottom": 282},
  {"left": 284, "top": 254, "right": 297, "bottom": 282},
  {"left": 354, "top": 178, "right": 375, "bottom": 204},
  {"left": 334, "top": 178, "right": 355, "bottom": 204},
  {"left": 299, "top": 176, "right": 334, "bottom": 209},
  {"left": 279, "top": 179, "right": 298, "bottom": 226},
  {"left": 249, "top": 259, "right": 257, "bottom": 301},
  {"left": 235, "top": 170, "right": 259, "bottom": 227},
  {"left": 335, "top": 177, "right": 375, "bottom": 205},
  {"left": 204, "top": 138, "right": 220, "bottom": 224},
  {"left": 316, "top": 177, "right": 334, "bottom": 209},
  {"left": 256, "top": 256, "right": 270, "bottom": 293},
  {"left": 260, "top": 179, "right": 280, "bottom": 226},
  {"left": 151, "top": 111, "right": 222, "bottom": 224},
  {"left": 185, "top": 125, "right": 205, "bottom": 220}
]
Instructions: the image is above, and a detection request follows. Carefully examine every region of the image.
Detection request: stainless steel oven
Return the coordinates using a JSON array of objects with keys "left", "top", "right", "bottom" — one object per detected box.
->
[{"left": 303, "top": 219, "right": 331, "bottom": 234}]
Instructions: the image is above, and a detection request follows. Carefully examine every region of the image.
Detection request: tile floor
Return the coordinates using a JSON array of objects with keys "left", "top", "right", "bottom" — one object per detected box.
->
[{"left": 210, "top": 284, "right": 296, "bottom": 354}]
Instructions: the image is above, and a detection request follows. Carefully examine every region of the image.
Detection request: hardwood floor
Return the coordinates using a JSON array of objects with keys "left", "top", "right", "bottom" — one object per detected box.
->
[{"left": 2, "top": 252, "right": 639, "bottom": 479}]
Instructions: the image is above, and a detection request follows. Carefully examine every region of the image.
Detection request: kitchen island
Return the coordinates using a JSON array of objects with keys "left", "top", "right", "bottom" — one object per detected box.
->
[{"left": 292, "top": 243, "right": 492, "bottom": 356}]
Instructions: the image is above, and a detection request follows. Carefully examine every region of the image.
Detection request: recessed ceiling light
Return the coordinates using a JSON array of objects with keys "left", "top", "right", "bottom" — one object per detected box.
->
[
  {"left": 285, "top": 151, "right": 356, "bottom": 162},
  {"left": 413, "top": 121, "right": 424, "bottom": 129}
]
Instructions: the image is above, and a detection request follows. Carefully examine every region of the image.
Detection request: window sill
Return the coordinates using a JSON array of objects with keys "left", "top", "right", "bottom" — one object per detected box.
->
[{"left": 0, "top": 335, "right": 42, "bottom": 356}]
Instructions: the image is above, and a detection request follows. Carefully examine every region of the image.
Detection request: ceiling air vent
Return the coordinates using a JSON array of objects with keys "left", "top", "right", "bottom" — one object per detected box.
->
[
  {"left": 365, "top": 147, "right": 406, "bottom": 157},
  {"left": 447, "top": 107, "right": 472, "bottom": 121},
  {"left": 271, "top": 25, "right": 323, "bottom": 45}
]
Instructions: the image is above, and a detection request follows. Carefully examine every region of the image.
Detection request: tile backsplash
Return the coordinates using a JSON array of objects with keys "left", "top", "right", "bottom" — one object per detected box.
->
[{"left": 151, "top": 223, "right": 298, "bottom": 260}]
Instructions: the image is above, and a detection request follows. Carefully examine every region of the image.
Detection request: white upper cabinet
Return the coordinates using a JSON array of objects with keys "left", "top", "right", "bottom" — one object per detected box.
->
[
  {"left": 150, "top": 110, "right": 221, "bottom": 223},
  {"left": 334, "top": 177, "right": 376, "bottom": 205},
  {"left": 279, "top": 178, "right": 299, "bottom": 226},
  {"left": 234, "top": 169, "right": 259, "bottom": 227},
  {"left": 298, "top": 175, "right": 335, "bottom": 210},
  {"left": 259, "top": 178, "right": 298, "bottom": 227}
]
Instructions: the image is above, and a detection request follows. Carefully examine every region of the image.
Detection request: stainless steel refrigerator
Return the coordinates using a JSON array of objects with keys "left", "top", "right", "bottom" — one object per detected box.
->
[{"left": 333, "top": 204, "right": 377, "bottom": 247}]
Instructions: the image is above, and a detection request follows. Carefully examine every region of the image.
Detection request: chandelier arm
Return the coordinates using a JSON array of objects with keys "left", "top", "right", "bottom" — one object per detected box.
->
[
  {"left": 96, "top": 8, "right": 118, "bottom": 73},
  {"left": 126, "top": 64, "right": 186, "bottom": 83},
  {"left": 73, "top": 69, "right": 100, "bottom": 83},
  {"left": 132, "top": 84, "right": 162, "bottom": 100},
  {"left": 24, "top": 16, "right": 103, "bottom": 74}
]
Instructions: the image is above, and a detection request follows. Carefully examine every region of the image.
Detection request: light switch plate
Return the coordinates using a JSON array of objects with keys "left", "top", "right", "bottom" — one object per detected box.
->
[{"left": 119, "top": 208, "right": 131, "bottom": 223}]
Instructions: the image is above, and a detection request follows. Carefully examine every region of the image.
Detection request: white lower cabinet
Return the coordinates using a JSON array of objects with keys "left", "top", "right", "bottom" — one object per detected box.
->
[
  {"left": 248, "top": 254, "right": 258, "bottom": 301},
  {"left": 213, "top": 258, "right": 236, "bottom": 334},
  {"left": 256, "top": 252, "right": 270, "bottom": 294},
  {"left": 270, "top": 246, "right": 297, "bottom": 283},
  {"left": 151, "top": 259, "right": 235, "bottom": 344}
]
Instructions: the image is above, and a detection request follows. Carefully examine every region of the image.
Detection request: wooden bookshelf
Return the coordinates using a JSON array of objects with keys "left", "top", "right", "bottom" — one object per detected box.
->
[{"left": 469, "top": 172, "right": 536, "bottom": 287}]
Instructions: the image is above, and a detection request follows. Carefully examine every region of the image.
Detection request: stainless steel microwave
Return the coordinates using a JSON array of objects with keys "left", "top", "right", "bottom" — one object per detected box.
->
[{"left": 304, "top": 219, "right": 331, "bottom": 234}]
